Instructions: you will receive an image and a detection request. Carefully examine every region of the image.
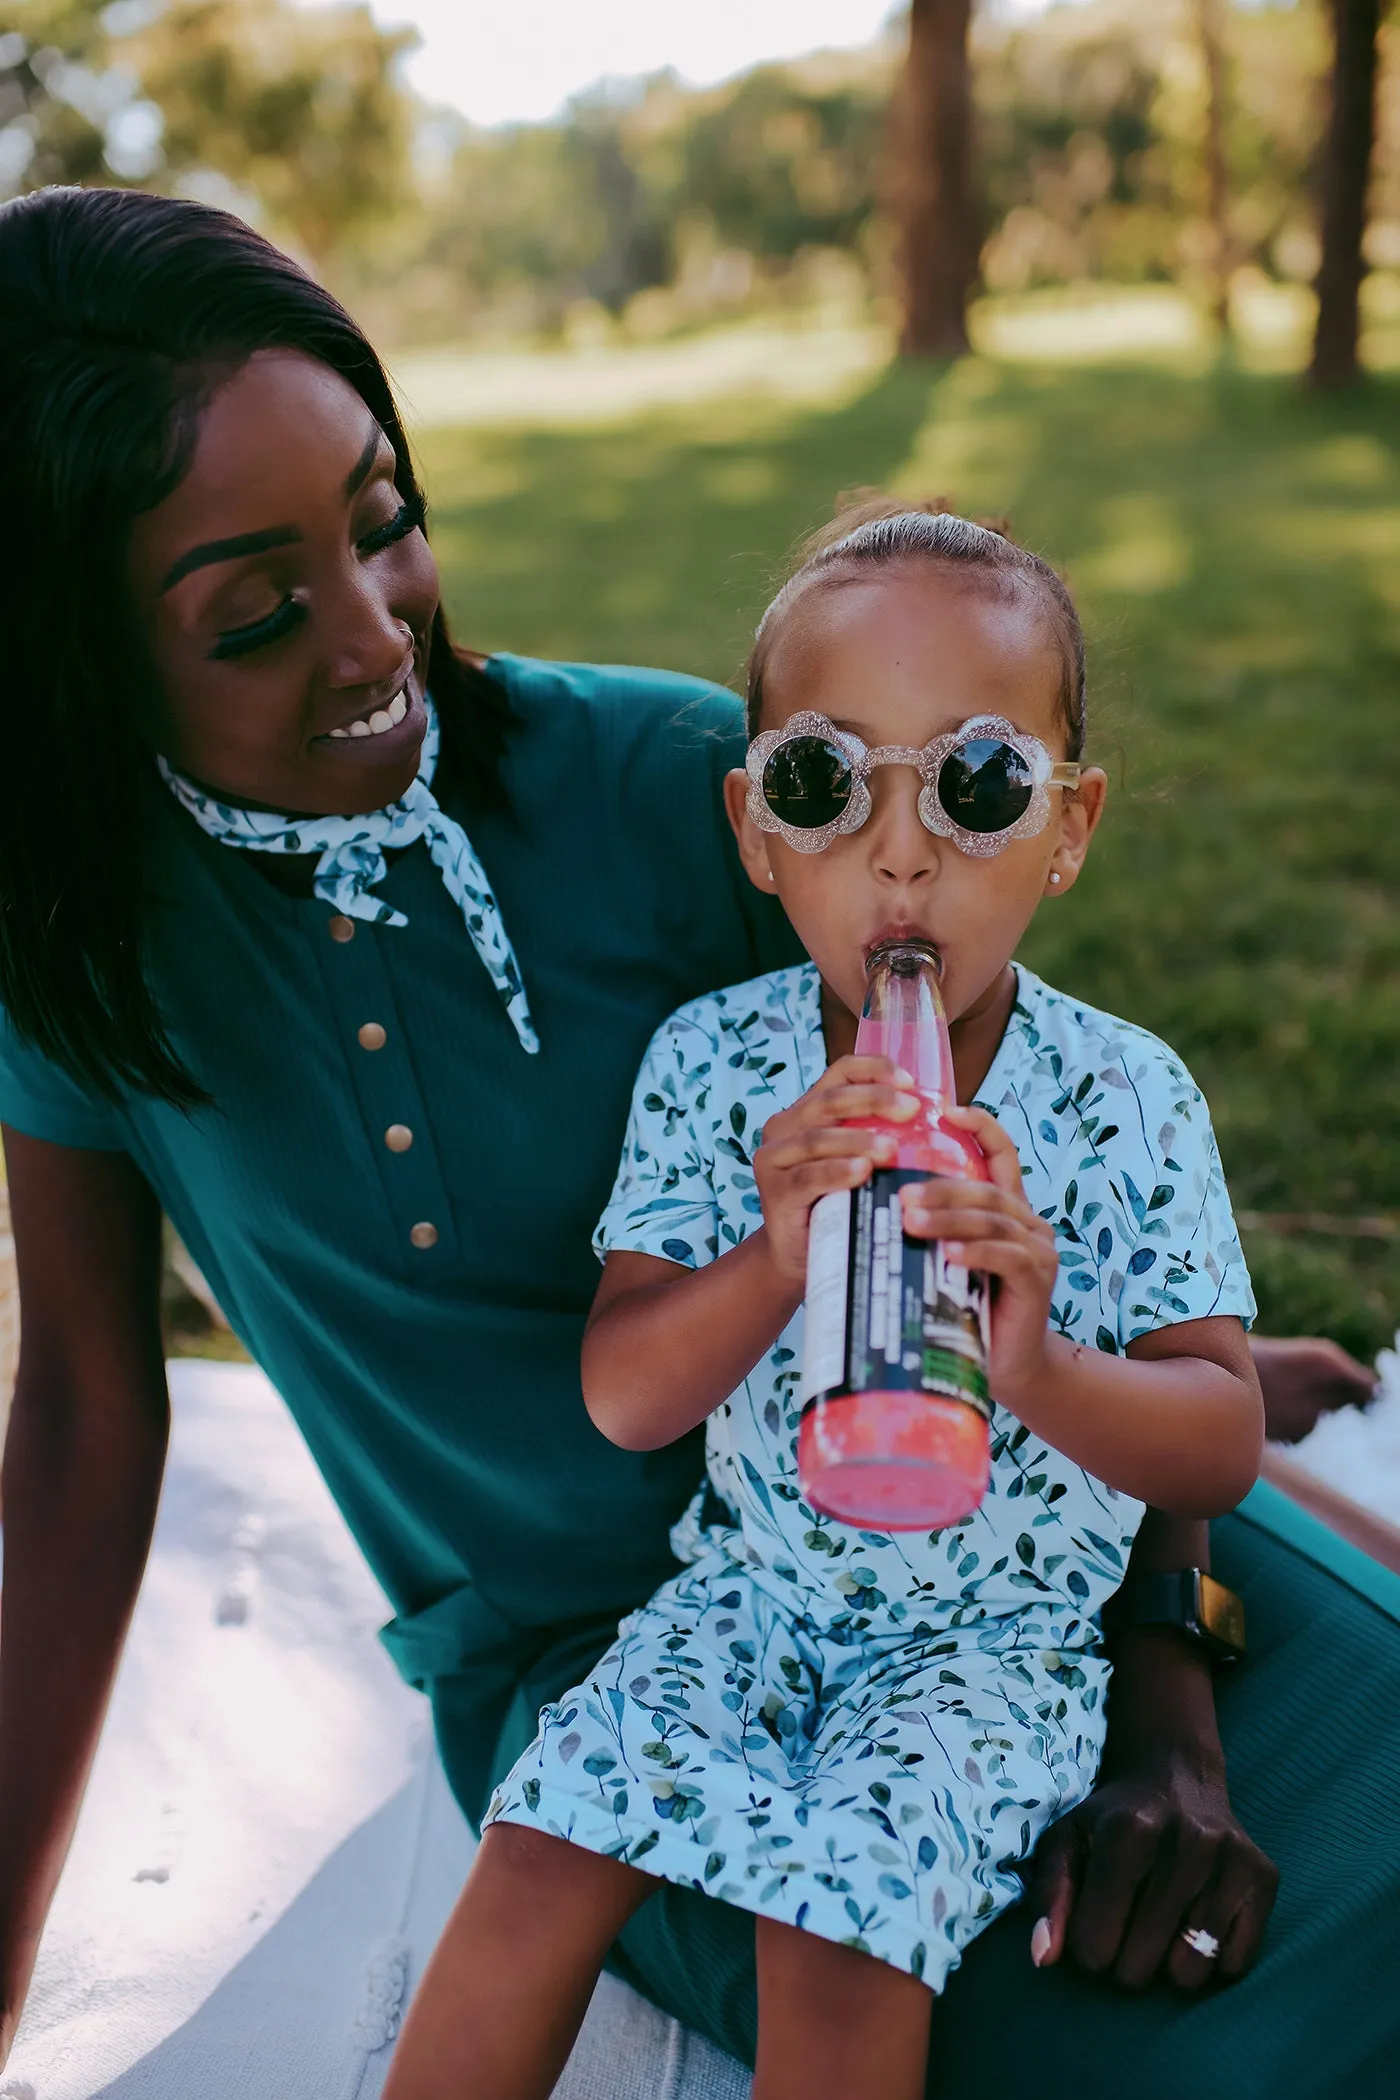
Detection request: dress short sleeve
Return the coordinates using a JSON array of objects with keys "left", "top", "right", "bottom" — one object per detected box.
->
[
  {"left": 1113, "top": 1062, "right": 1255, "bottom": 1348},
  {"left": 0, "top": 1009, "right": 126, "bottom": 1151},
  {"left": 593, "top": 1003, "right": 723, "bottom": 1271}
]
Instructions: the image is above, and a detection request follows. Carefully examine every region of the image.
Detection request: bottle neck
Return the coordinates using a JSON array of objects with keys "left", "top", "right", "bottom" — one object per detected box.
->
[{"left": 854, "top": 947, "right": 955, "bottom": 1111}]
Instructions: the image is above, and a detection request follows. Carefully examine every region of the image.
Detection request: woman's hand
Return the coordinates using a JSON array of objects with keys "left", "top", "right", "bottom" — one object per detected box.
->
[
  {"left": 1024, "top": 1748, "right": 1278, "bottom": 1991},
  {"left": 898, "top": 1104, "right": 1059, "bottom": 1408},
  {"left": 1250, "top": 1334, "right": 1377, "bottom": 1444},
  {"left": 752, "top": 1056, "right": 920, "bottom": 1288}
]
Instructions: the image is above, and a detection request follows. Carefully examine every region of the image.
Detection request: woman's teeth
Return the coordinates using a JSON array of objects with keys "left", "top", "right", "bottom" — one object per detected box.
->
[{"left": 327, "top": 689, "right": 409, "bottom": 740}]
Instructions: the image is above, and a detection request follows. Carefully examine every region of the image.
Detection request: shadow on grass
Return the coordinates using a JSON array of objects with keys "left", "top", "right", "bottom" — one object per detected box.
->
[
  {"left": 425, "top": 358, "right": 945, "bottom": 684},
  {"left": 420, "top": 349, "right": 1400, "bottom": 1352}
]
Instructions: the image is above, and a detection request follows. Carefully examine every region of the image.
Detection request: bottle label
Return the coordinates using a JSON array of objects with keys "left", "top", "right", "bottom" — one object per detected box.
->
[{"left": 800, "top": 1168, "right": 991, "bottom": 1418}]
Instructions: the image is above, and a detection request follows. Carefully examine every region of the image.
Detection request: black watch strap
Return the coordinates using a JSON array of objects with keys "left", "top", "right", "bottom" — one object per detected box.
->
[{"left": 1102, "top": 1568, "right": 1246, "bottom": 1662}]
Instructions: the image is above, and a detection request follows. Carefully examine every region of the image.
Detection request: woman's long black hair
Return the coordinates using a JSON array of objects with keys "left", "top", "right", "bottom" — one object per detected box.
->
[{"left": 0, "top": 186, "right": 510, "bottom": 1109}]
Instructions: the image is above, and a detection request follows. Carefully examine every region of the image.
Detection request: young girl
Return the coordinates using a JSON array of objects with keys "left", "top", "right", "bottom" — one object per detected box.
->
[{"left": 383, "top": 504, "right": 1263, "bottom": 2100}]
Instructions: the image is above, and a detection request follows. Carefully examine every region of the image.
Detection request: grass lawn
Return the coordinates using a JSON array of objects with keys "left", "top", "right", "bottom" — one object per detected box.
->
[{"left": 409, "top": 292, "right": 1400, "bottom": 1358}]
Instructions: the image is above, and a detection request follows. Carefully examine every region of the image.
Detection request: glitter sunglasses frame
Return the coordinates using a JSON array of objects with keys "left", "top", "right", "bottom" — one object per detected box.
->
[{"left": 745, "top": 710, "right": 1082, "bottom": 858}]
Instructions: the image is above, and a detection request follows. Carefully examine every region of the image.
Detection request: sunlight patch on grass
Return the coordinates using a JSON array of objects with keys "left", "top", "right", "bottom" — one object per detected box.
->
[
  {"left": 971, "top": 285, "right": 1214, "bottom": 370},
  {"left": 1263, "top": 505, "right": 1400, "bottom": 564},
  {"left": 894, "top": 364, "right": 1040, "bottom": 519},
  {"left": 1188, "top": 630, "right": 1317, "bottom": 677},
  {"left": 390, "top": 320, "right": 891, "bottom": 434},
  {"left": 699, "top": 455, "right": 782, "bottom": 506},
  {"left": 1301, "top": 434, "right": 1396, "bottom": 490},
  {"left": 1074, "top": 495, "right": 1193, "bottom": 598}
]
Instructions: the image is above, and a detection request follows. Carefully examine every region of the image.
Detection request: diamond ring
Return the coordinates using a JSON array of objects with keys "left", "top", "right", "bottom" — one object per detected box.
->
[{"left": 1180, "top": 1926, "right": 1220, "bottom": 1960}]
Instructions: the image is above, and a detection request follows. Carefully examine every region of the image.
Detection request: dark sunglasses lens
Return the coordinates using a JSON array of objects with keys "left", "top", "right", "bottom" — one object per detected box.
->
[
  {"left": 938, "top": 738, "right": 1034, "bottom": 834},
  {"left": 762, "top": 737, "right": 854, "bottom": 830}
]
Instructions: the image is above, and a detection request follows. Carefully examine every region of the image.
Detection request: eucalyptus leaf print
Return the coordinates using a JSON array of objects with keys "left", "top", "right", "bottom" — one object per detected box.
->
[{"left": 490, "top": 963, "right": 1254, "bottom": 1988}]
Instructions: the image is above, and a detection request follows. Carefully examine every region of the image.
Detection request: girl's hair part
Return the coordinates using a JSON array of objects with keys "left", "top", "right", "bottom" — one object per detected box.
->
[
  {"left": 745, "top": 491, "right": 1086, "bottom": 759},
  {"left": 0, "top": 185, "right": 512, "bottom": 1109}
]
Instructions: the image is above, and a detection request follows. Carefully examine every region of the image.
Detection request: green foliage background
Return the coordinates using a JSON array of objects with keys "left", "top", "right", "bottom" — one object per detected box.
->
[
  {"left": 3, "top": 1, "right": 1397, "bottom": 345},
  {"left": 417, "top": 327, "right": 1400, "bottom": 1356}
]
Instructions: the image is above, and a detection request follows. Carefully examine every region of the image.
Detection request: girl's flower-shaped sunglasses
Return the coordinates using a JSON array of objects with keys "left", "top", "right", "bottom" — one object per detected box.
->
[{"left": 746, "top": 711, "right": 1081, "bottom": 858}]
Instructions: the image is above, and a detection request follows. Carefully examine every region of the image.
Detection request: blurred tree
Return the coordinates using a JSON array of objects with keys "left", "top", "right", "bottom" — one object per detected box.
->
[
  {"left": 132, "top": 0, "right": 415, "bottom": 266},
  {"left": 0, "top": 0, "right": 162, "bottom": 195},
  {"left": 1310, "top": 0, "right": 1386, "bottom": 386},
  {"left": 678, "top": 61, "right": 886, "bottom": 267},
  {"left": 1197, "top": 0, "right": 1233, "bottom": 326},
  {"left": 425, "top": 95, "right": 666, "bottom": 330},
  {"left": 893, "top": 0, "right": 978, "bottom": 356}
]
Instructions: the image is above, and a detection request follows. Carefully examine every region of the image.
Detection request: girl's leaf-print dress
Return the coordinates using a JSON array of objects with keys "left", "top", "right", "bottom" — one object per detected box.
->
[{"left": 486, "top": 964, "right": 1254, "bottom": 1988}]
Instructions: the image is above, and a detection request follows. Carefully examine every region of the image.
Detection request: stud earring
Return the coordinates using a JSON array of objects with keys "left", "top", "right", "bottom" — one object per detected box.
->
[{"left": 1049, "top": 870, "right": 1062, "bottom": 887}]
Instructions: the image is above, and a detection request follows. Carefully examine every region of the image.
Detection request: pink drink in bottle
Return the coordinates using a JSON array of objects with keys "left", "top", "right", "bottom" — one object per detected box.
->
[{"left": 798, "top": 938, "right": 993, "bottom": 1530}]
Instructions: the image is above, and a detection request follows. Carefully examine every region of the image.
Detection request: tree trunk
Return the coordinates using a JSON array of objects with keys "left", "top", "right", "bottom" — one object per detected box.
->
[
  {"left": 896, "top": 0, "right": 978, "bottom": 359},
  {"left": 1196, "top": 0, "right": 1233, "bottom": 330},
  {"left": 1309, "top": 0, "right": 1384, "bottom": 389}
]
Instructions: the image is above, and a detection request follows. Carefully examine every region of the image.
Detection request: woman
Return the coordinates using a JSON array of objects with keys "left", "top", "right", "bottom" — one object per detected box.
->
[{"left": 0, "top": 187, "right": 1389, "bottom": 2095}]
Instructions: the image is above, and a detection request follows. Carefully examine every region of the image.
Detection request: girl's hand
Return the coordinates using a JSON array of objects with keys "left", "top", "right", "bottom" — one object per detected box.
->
[
  {"left": 754, "top": 1056, "right": 921, "bottom": 1289},
  {"left": 899, "top": 1104, "right": 1057, "bottom": 1408}
]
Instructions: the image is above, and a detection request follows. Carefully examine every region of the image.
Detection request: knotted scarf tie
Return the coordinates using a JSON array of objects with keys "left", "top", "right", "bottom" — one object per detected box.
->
[{"left": 157, "top": 694, "right": 539, "bottom": 1054}]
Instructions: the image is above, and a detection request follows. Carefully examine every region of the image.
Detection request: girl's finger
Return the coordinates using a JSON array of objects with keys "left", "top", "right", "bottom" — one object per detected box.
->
[
  {"left": 785, "top": 1158, "right": 884, "bottom": 1205},
  {"left": 809, "top": 1083, "right": 922, "bottom": 1125},
  {"left": 906, "top": 1218, "right": 1054, "bottom": 1260},
  {"left": 902, "top": 1195, "right": 1051, "bottom": 1248},
  {"left": 762, "top": 1128, "right": 898, "bottom": 1173},
  {"left": 942, "top": 1104, "right": 1025, "bottom": 1198},
  {"left": 901, "top": 1181, "right": 1031, "bottom": 1227},
  {"left": 820, "top": 1055, "right": 916, "bottom": 1090},
  {"left": 939, "top": 1238, "right": 1057, "bottom": 1282},
  {"left": 767, "top": 1085, "right": 921, "bottom": 1141}
]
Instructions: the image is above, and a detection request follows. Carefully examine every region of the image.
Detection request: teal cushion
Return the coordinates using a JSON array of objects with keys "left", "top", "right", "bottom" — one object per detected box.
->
[{"left": 607, "top": 1485, "right": 1400, "bottom": 2097}]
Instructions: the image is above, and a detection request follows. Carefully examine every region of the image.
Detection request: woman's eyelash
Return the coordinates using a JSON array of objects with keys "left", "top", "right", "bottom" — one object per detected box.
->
[
  {"left": 209, "top": 596, "right": 307, "bottom": 662},
  {"left": 208, "top": 494, "right": 426, "bottom": 660},
  {"left": 357, "top": 490, "right": 426, "bottom": 555}
]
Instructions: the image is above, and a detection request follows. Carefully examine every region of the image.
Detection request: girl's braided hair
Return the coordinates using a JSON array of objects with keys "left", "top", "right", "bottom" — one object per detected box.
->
[{"left": 746, "top": 492, "right": 1086, "bottom": 760}]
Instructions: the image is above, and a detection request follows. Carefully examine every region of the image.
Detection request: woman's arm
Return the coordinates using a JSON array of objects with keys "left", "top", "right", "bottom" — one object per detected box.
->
[
  {"left": 1027, "top": 1508, "right": 1278, "bottom": 1989},
  {"left": 1250, "top": 1333, "right": 1377, "bottom": 1443},
  {"left": 0, "top": 1128, "right": 170, "bottom": 2064}
]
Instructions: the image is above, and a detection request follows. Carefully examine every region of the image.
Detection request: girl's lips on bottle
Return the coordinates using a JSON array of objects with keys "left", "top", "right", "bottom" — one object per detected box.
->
[{"left": 862, "top": 924, "right": 944, "bottom": 973}]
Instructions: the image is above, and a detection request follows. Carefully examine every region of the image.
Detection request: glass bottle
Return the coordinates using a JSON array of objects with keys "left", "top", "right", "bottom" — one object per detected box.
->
[{"left": 798, "top": 938, "right": 993, "bottom": 1530}]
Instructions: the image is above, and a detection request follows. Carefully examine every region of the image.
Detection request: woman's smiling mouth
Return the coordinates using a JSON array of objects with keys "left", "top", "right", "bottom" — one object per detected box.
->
[{"left": 323, "top": 684, "right": 410, "bottom": 740}]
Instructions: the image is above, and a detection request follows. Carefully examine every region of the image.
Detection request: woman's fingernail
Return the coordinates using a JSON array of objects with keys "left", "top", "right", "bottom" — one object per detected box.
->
[
  {"left": 892, "top": 1068, "right": 914, "bottom": 1088},
  {"left": 874, "top": 1136, "right": 896, "bottom": 1159},
  {"left": 1030, "top": 1916, "right": 1053, "bottom": 1968}
]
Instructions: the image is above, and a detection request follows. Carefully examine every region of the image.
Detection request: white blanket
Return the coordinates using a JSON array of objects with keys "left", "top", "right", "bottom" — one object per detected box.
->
[
  {"left": 1280, "top": 1332, "right": 1400, "bottom": 1523},
  {"left": 3, "top": 1361, "right": 748, "bottom": 2100}
]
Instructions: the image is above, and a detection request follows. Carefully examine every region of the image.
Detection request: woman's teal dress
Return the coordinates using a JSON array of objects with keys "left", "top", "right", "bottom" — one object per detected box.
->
[{"left": 0, "top": 656, "right": 1395, "bottom": 2097}]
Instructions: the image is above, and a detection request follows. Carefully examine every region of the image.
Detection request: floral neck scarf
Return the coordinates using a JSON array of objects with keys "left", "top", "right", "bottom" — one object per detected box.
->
[{"left": 156, "top": 694, "right": 539, "bottom": 1054}]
